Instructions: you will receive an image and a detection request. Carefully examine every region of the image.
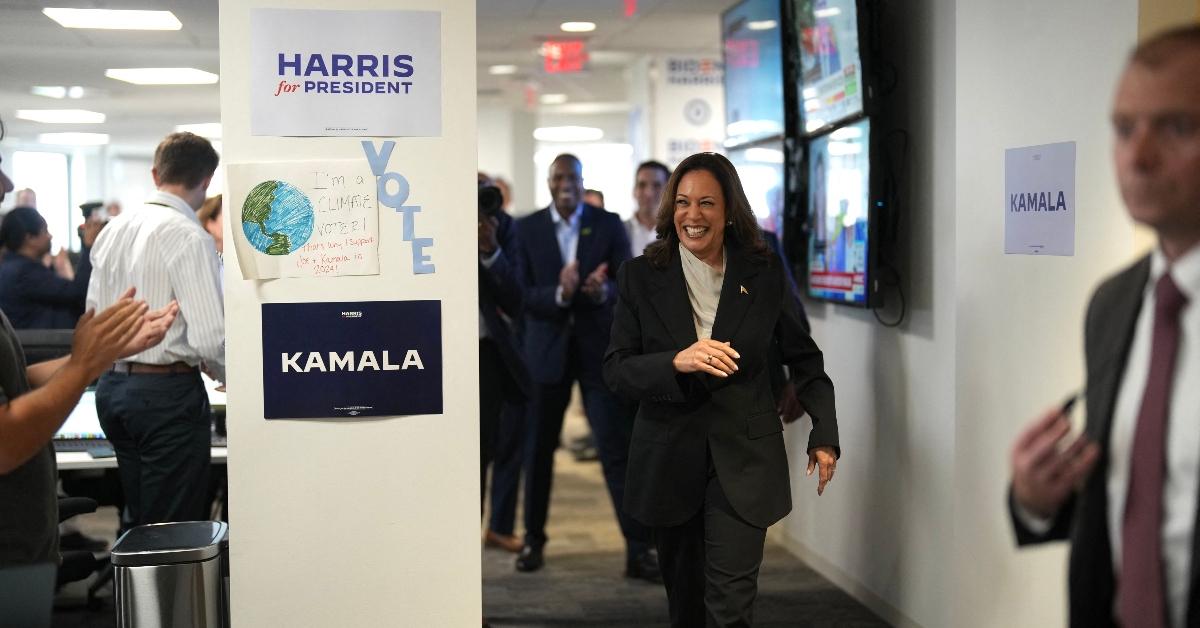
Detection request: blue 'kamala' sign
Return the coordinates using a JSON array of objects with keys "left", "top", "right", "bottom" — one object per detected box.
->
[{"left": 261, "top": 300, "right": 443, "bottom": 419}]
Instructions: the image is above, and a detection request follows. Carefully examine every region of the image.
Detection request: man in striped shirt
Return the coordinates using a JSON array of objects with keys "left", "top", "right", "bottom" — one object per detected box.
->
[{"left": 86, "top": 132, "right": 224, "bottom": 528}]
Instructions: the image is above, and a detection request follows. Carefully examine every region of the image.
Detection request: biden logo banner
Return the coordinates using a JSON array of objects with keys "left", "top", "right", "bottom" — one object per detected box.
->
[
  {"left": 250, "top": 8, "right": 442, "bottom": 137},
  {"left": 261, "top": 300, "right": 443, "bottom": 419}
]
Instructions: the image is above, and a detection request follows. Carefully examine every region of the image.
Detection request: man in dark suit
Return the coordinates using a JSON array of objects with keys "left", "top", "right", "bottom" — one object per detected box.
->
[
  {"left": 512, "top": 154, "right": 658, "bottom": 580},
  {"left": 1008, "top": 26, "right": 1200, "bottom": 628},
  {"left": 477, "top": 177, "right": 530, "bottom": 517}
]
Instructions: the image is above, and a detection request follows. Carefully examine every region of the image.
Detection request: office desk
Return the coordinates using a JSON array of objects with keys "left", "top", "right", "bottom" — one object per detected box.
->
[{"left": 57, "top": 447, "right": 228, "bottom": 471}]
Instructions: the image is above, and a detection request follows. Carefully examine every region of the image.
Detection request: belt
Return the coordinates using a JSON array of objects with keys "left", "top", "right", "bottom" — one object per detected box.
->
[{"left": 110, "top": 361, "right": 198, "bottom": 375}]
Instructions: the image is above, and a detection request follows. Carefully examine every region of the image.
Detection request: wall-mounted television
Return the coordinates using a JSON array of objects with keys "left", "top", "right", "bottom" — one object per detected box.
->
[
  {"left": 794, "top": 0, "right": 865, "bottom": 135},
  {"left": 721, "top": 0, "right": 785, "bottom": 148},
  {"left": 805, "top": 117, "right": 875, "bottom": 306}
]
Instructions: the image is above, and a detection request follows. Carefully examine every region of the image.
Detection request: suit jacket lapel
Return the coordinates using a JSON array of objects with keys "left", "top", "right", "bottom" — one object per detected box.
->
[
  {"left": 531, "top": 208, "right": 562, "bottom": 272},
  {"left": 648, "top": 249, "right": 698, "bottom": 348},
  {"left": 1088, "top": 256, "right": 1150, "bottom": 448},
  {"left": 709, "top": 244, "right": 760, "bottom": 343}
]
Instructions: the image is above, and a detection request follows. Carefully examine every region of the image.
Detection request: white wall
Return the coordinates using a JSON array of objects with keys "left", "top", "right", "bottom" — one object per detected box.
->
[
  {"left": 219, "top": 1, "right": 480, "bottom": 626},
  {"left": 477, "top": 99, "right": 537, "bottom": 213},
  {"left": 951, "top": 1, "right": 1139, "bottom": 626}
]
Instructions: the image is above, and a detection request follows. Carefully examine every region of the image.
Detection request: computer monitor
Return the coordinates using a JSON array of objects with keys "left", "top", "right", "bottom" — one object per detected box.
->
[{"left": 55, "top": 390, "right": 105, "bottom": 441}]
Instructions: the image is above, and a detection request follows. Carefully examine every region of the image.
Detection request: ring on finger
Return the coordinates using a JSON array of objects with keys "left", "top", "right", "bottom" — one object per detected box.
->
[{"left": 705, "top": 354, "right": 712, "bottom": 364}]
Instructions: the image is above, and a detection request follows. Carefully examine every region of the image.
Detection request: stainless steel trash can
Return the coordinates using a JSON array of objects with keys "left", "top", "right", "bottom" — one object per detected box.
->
[{"left": 110, "top": 521, "right": 229, "bottom": 628}]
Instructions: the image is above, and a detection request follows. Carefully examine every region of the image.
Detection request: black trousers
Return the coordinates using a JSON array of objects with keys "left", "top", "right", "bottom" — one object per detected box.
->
[
  {"left": 96, "top": 371, "right": 211, "bottom": 528},
  {"left": 522, "top": 342, "right": 650, "bottom": 559},
  {"left": 487, "top": 400, "right": 525, "bottom": 535},
  {"left": 654, "top": 456, "right": 767, "bottom": 628},
  {"left": 480, "top": 339, "right": 507, "bottom": 512}
]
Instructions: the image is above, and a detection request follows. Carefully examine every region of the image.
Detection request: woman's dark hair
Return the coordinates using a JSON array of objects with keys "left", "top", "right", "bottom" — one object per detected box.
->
[
  {"left": 644, "top": 152, "right": 770, "bottom": 269},
  {"left": 0, "top": 206, "right": 48, "bottom": 253}
]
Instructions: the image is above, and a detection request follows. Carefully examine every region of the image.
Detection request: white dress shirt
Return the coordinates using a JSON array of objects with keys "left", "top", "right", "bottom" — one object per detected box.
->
[
  {"left": 550, "top": 204, "right": 581, "bottom": 307},
  {"left": 86, "top": 190, "right": 226, "bottom": 382},
  {"left": 1106, "top": 245, "right": 1200, "bottom": 628},
  {"left": 625, "top": 215, "right": 657, "bottom": 257}
]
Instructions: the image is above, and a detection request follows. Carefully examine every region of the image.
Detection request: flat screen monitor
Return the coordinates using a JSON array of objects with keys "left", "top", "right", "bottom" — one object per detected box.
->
[
  {"left": 795, "top": 0, "right": 864, "bottom": 134},
  {"left": 806, "top": 117, "right": 871, "bottom": 305},
  {"left": 55, "top": 390, "right": 105, "bottom": 440},
  {"left": 727, "top": 140, "right": 786, "bottom": 239},
  {"left": 722, "top": 0, "right": 785, "bottom": 147}
]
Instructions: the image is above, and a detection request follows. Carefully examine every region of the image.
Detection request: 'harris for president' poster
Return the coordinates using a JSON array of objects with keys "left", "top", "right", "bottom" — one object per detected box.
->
[{"left": 250, "top": 9, "right": 442, "bottom": 137}]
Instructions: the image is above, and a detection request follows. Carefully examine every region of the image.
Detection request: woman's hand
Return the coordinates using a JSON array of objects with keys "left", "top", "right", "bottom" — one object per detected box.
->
[
  {"left": 807, "top": 446, "right": 837, "bottom": 496},
  {"left": 672, "top": 339, "right": 740, "bottom": 377}
]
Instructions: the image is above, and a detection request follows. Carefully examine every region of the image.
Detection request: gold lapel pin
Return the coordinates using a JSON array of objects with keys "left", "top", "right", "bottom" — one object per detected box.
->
[{"left": 740, "top": 285, "right": 749, "bottom": 295}]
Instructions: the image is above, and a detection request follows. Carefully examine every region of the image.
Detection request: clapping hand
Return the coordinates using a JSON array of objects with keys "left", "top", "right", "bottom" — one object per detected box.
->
[
  {"left": 559, "top": 260, "right": 581, "bottom": 301},
  {"left": 580, "top": 262, "right": 609, "bottom": 302}
]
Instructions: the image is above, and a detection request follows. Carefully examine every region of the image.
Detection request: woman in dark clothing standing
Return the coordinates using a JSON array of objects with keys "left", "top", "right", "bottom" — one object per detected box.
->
[
  {"left": 0, "top": 206, "right": 100, "bottom": 329},
  {"left": 603, "top": 152, "right": 840, "bottom": 628}
]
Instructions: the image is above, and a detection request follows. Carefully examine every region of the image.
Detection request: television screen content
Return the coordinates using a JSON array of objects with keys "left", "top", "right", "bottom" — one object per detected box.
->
[
  {"left": 722, "top": 0, "right": 785, "bottom": 147},
  {"left": 728, "top": 141, "right": 786, "bottom": 240},
  {"left": 795, "top": 0, "right": 864, "bottom": 134},
  {"left": 807, "top": 117, "right": 870, "bottom": 305}
]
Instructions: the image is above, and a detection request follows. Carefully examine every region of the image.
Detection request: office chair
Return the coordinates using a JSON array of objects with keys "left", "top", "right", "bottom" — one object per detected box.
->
[{"left": 55, "top": 496, "right": 108, "bottom": 610}]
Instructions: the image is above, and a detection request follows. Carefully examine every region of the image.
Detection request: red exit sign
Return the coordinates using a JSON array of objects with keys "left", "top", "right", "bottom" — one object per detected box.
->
[{"left": 543, "top": 40, "right": 588, "bottom": 73}]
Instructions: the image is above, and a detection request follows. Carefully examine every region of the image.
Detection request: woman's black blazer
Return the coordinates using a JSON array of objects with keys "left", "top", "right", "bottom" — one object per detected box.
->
[{"left": 603, "top": 242, "right": 839, "bottom": 528}]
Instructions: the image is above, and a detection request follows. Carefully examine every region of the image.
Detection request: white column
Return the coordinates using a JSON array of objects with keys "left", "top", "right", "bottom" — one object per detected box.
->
[{"left": 218, "top": 1, "right": 479, "bottom": 626}]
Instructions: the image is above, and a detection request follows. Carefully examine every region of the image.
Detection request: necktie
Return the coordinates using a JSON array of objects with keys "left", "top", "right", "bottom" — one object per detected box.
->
[{"left": 1118, "top": 272, "right": 1189, "bottom": 628}]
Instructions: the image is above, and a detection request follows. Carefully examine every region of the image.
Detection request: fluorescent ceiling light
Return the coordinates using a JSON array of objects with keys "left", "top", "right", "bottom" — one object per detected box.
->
[
  {"left": 31, "top": 86, "right": 66, "bottom": 99},
  {"left": 38, "top": 132, "right": 110, "bottom": 146},
  {"left": 743, "top": 147, "right": 785, "bottom": 164},
  {"left": 32, "top": 86, "right": 89, "bottom": 99},
  {"left": 805, "top": 119, "right": 826, "bottom": 133},
  {"left": 16, "top": 109, "right": 105, "bottom": 124},
  {"left": 830, "top": 126, "right": 863, "bottom": 140},
  {"left": 106, "top": 68, "right": 219, "bottom": 85},
  {"left": 803, "top": 98, "right": 821, "bottom": 112},
  {"left": 814, "top": 7, "right": 842, "bottom": 18},
  {"left": 801, "top": 87, "right": 818, "bottom": 99},
  {"left": 539, "top": 93, "right": 568, "bottom": 105},
  {"left": 747, "top": 20, "right": 778, "bottom": 31},
  {"left": 175, "top": 123, "right": 222, "bottom": 138},
  {"left": 43, "top": 8, "right": 181, "bottom": 30},
  {"left": 560, "top": 21, "right": 596, "bottom": 33},
  {"left": 533, "top": 126, "right": 603, "bottom": 142},
  {"left": 488, "top": 64, "right": 519, "bottom": 75}
]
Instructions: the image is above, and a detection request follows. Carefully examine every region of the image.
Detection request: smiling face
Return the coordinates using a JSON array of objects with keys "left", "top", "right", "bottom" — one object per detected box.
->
[
  {"left": 547, "top": 156, "right": 584, "bottom": 216},
  {"left": 673, "top": 168, "right": 727, "bottom": 264}
]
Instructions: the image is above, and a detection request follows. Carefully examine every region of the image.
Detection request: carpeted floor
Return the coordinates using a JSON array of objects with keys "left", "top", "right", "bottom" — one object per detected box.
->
[{"left": 53, "top": 401, "right": 888, "bottom": 627}]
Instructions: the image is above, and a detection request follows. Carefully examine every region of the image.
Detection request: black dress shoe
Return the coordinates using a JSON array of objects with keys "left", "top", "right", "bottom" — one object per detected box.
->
[
  {"left": 515, "top": 544, "right": 544, "bottom": 572},
  {"left": 625, "top": 549, "right": 662, "bottom": 583}
]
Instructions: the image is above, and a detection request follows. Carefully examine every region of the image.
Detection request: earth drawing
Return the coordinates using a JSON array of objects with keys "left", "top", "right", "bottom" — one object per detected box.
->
[{"left": 241, "top": 180, "right": 315, "bottom": 256}]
